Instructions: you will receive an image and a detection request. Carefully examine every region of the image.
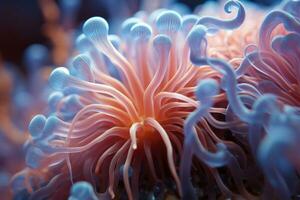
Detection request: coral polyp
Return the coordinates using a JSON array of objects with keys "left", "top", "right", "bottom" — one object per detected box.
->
[{"left": 10, "top": 0, "right": 300, "bottom": 199}]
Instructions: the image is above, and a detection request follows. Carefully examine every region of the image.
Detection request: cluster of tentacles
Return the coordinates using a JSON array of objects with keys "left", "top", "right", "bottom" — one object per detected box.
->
[{"left": 11, "top": 0, "right": 300, "bottom": 199}]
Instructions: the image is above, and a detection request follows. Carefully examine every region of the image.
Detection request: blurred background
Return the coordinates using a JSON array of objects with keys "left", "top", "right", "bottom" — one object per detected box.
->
[{"left": 0, "top": 0, "right": 280, "bottom": 70}]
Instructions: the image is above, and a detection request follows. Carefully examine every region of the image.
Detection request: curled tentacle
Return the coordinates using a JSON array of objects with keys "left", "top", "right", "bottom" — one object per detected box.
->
[
  {"left": 180, "top": 79, "right": 230, "bottom": 199},
  {"left": 197, "top": 0, "right": 245, "bottom": 31},
  {"left": 259, "top": 10, "right": 300, "bottom": 51}
]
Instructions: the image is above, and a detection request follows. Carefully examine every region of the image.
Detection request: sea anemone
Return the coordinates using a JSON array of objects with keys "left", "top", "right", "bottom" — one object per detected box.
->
[
  {"left": 12, "top": 1, "right": 252, "bottom": 199},
  {"left": 12, "top": 0, "right": 300, "bottom": 199}
]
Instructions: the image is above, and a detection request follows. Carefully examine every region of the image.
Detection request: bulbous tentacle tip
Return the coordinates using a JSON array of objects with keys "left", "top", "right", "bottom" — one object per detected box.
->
[
  {"left": 75, "top": 34, "right": 94, "bottom": 52},
  {"left": 43, "top": 115, "right": 60, "bottom": 135},
  {"left": 182, "top": 14, "right": 199, "bottom": 33},
  {"left": 130, "top": 23, "right": 152, "bottom": 42},
  {"left": 187, "top": 25, "right": 207, "bottom": 56},
  {"left": 62, "top": 86, "right": 82, "bottom": 96},
  {"left": 72, "top": 54, "right": 91, "bottom": 68},
  {"left": 121, "top": 17, "right": 140, "bottom": 39},
  {"left": 148, "top": 9, "right": 167, "bottom": 23},
  {"left": 156, "top": 10, "right": 182, "bottom": 34},
  {"left": 49, "top": 67, "right": 70, "bottom": 91},
  {"left": 195, "top": 79, "right": 220, "bottom": 102},
  {"left": 152, "top": 34, "right": 172, "bottom": 55},
  {"left": 60, "top": 95, "right": 83, "bottom": 120},
  {"left": 69, "top": 181, "right": 98, "bottom": 200},
  {"left": 83, "top": 17, "right": 109, "bottom": 42},
  {"left": 28, "top": 114, "right": 47, "bottom": 138},
  {"left": 48, "top": 91, "right": 64, "bottom": 111},
  {"left": 25, "top": 146, "right": 44, "bottom": 169},
  {"left": 71, "top": 54, "right": 94, "bottom": 82}
]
